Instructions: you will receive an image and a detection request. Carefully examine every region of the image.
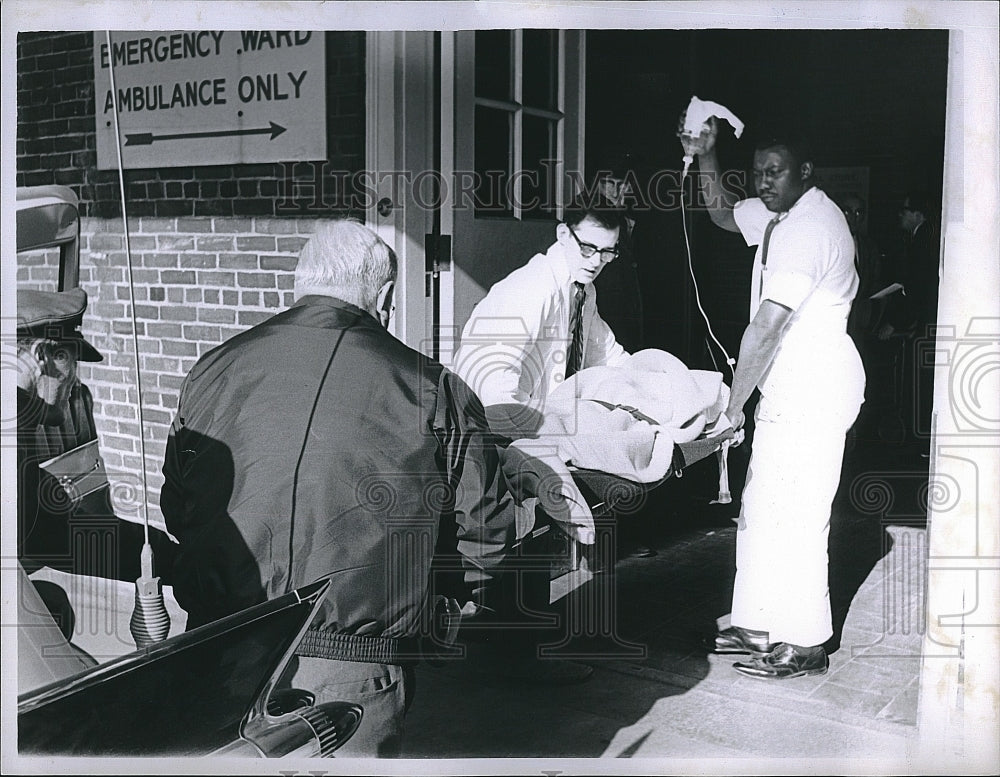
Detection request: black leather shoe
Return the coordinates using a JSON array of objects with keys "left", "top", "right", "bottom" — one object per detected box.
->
[
  {"left": 733, "top": 642, "right": 828, "bottom": 679},
  {"left": 703, "top": 626, "right": 775, "bottom": 655}
]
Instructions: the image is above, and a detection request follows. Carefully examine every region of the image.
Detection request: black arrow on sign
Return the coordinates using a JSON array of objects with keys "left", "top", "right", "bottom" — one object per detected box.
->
[{"left": 125, "top": 121, "right": 287, "bottom": 146}]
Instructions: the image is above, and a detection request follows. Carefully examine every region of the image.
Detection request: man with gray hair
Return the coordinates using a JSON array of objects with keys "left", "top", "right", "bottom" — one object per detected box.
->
[{"left": 161, "top": 218, "right": 516, "bottom": 756}]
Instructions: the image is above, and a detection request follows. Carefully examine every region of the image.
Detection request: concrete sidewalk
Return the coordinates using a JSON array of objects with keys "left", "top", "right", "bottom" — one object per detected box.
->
[{"left": 401, "top": 438, "right": 929, "bottom": 768}]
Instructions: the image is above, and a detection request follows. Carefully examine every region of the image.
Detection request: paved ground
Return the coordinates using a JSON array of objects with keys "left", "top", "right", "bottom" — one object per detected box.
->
[
  {"left": 401, "top": 433, "right": 931, "bottom": 769},
  {"left": 24, "top": 426, "right": 935, "bottom": 770}
]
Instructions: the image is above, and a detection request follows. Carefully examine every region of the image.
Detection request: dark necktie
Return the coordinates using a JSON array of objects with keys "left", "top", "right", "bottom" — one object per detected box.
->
[
  {"left": 758, "top": 213, "right": 785, "bottom": 299},
  {"left": 565, "top": 281, "right": 586, "bottom": 378}
]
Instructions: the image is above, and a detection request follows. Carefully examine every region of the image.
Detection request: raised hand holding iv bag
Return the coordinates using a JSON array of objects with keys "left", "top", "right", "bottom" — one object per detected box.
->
[
  {"left": 676, "top": 95, "right": 745, "bottom": 380},
  {"left": 679, "top": 96, "right": 745, "bottom": 177}
]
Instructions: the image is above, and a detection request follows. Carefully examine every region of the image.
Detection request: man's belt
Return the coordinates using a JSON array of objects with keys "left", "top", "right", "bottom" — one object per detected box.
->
[{"left": 294, "top": 628, "right": 419, "bottom": 664}]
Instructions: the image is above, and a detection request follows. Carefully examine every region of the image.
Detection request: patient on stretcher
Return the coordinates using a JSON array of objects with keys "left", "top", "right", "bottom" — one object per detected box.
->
[{"left": 488, "top": 349, "right": 733, "bottom": 543}]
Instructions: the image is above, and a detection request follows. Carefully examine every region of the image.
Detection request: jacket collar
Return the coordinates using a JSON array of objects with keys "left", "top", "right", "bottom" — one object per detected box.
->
[{"left": 290, "top": 294, "right": 381, "bottom": 326}]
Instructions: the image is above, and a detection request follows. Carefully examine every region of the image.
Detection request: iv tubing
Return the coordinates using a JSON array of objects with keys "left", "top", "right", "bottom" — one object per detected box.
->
[{"left": 680, "top": 170, "right": 736, "bottom": 382}]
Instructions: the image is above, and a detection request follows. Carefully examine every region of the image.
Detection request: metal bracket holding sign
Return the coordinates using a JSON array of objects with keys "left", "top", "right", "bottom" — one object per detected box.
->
[{"left": 94, "top": 31, "right": 326, "bottom": 169}]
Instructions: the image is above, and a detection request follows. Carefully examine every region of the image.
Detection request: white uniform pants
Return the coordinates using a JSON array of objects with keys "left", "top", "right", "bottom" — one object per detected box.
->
[{"left": 730, "top": 385, "right": 862, "bottom": 647}]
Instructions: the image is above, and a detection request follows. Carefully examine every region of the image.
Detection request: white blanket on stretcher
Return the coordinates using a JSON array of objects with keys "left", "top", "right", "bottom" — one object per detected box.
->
[{"left": 493, "top": 349, "right": 731, "bottom": 543}]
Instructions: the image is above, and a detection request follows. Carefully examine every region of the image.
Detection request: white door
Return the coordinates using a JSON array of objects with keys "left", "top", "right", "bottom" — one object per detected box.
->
[
  {"left": 438, "top": 30, "right": 586, "bottom": 365},
  {"left": 365, "top": 31, "right": 438, "bottom": 351}
]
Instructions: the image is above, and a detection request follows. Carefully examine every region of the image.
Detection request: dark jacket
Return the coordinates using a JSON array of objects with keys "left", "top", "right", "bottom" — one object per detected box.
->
[
  {"left": 18, "top": 380, "right": 178, "bottom": 582},
  {"left": 17, "top": 382, "right": 98, "bottom": 572},
  {"left": 846, "top": 233, "right": 884, "bottom": 339},
  {"left": 161, "top": 295, "right": 515, "bottom": 634},
  {"left": 882, "top": 221, "right": 940, "bottom": 336}
]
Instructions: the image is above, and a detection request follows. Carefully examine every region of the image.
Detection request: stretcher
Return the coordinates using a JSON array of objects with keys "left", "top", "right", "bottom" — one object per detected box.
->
[
  {"left": 517, "top": 426, "right": 737, "bottom": 602},
  {"left": 572, "top": 426, "right": 737, "bottom": 511}
]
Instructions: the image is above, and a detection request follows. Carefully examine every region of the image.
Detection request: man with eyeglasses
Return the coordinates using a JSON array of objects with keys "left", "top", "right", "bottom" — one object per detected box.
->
[
  {"left": 452, "top": 192, "right": 629, "bottom": 686},
  {"left": 454, "top": 192, "right": 631, "bottom": 416}
]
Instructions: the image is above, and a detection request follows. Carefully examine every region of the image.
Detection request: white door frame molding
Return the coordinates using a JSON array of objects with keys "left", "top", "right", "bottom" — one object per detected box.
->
[
  {"left": 365, "top": 31, "right": 435, "bottom": 353},
  {"left": 366, "top": 30, "right": 586, "bottom": 362}
]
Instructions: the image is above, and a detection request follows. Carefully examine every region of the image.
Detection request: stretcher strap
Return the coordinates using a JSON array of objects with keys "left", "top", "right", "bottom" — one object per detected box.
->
[
  {"left": 711, "top": 443, "right": 732, "bottom": 504},
  {"left": 710, "top": 432, "right": 742, "bottom": 505},
  {"left": 587, "top": 398, "right": 660, "bottom": 425}
]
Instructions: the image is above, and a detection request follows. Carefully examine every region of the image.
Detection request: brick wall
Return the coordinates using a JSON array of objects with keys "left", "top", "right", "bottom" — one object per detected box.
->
[
  {"left": 17, "top": 217, "right": 323, "bottom": 526},
  {"left": 16, "top": 29, "right": 367, "bottom": 527}
]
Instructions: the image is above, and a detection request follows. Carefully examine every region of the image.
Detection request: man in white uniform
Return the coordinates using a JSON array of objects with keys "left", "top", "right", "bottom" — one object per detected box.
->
[
  {"left": 453, "top": 194, "right": 631, "bottom": 424},
  {"left": 683, "top": 120, "right": 865, "bottom": 678}
]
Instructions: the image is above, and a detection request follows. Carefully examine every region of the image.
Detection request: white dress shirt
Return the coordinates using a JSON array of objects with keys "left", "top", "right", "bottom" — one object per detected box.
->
[
  {"left": 454, "top": 241, "right": 630, "bottom": 410},
  {"left": 733, "top": 186, "right": 861, "bottom": 406}
]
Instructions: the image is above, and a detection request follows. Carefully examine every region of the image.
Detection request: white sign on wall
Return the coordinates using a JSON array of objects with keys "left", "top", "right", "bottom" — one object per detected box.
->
[{"left": 94, "top": 31, "right": 326, "bottom": 169}]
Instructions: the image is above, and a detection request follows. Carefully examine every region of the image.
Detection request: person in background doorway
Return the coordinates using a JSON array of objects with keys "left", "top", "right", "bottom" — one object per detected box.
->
[
  {"left": 837, "top": 193, "right": 886, "bottom": 441},
  {"left": 592, "top": 156, "right": 645, "bottom": 352},
  {"left": 877, "top": 190, "right": 941, "bottom": 450},
  {"left": 839, "top": 193, "right": 884, "bottom": 351}
]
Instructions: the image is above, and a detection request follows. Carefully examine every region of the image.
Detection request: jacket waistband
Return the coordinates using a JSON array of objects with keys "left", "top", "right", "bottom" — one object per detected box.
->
[{"left": 294, "top": 628, "right": 418, "bottom": 664}]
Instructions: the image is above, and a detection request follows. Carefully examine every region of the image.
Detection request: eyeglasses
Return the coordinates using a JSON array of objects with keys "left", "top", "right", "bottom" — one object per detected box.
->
[{"left": 567, "top": 225, "right": 619, "bottom": 261}]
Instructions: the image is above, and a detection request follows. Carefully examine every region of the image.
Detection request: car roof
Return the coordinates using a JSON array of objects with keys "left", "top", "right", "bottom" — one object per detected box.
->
[{"left": 16, "top": 185, "right": 81, "bottom": 289}]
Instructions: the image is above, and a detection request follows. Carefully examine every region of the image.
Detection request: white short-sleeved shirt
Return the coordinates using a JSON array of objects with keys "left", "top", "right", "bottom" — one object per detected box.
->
[
  {"left": 733, "top": 186, "right": 862, "bottom": 404},
  {"left": 453, "top": 242, "right": 630, "bottom": 410}
]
